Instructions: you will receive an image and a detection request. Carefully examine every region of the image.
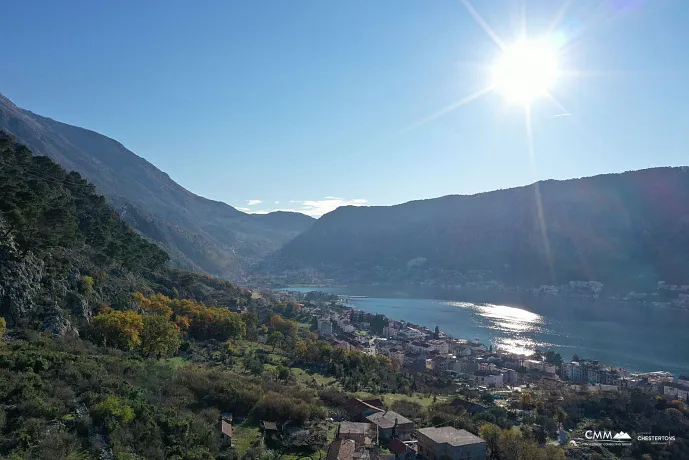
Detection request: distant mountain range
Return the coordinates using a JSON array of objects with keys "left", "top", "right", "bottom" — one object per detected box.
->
[
  {"left": 261, "top": 168, "right": 689, "bottom": 292},
  {"left": 0, "top": 93, "right": 313, "bottom": 280},
  {"left": 4, "top": 91, "right": 689, "bottom": 293}
]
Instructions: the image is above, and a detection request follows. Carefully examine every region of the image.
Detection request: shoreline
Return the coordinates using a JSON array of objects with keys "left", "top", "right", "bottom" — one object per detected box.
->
[
  {"left": 284, "top": 286, "right": 687, "bottom": 377},
  {"left": 279, "top": 283, "right": 688, "bottom": 309}
]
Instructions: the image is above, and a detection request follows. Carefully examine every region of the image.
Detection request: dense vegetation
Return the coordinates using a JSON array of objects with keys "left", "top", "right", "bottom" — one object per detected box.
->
[
  {"left": 0, "top": 94, "right": 313, "bottom": 280},
  {"left": 0, "top": 332, "right": 325, "bottom": 459},
  {"left": 264, "top": 167, "right": 689, "bottom": 293},
  {"left": 0, "top": 133, "right": 168, "bottom": 271}
]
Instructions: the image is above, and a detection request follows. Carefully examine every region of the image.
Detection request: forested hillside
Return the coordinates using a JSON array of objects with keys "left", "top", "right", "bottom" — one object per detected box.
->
[
  {"left": 263, "top": 167, "right": 689, "bottom": 292},
  {"left": 0, "top": 131, "right": 251, "bottom": 333},
  {"left": 0, "top": 93, "right": 313, "bottom": 280}
]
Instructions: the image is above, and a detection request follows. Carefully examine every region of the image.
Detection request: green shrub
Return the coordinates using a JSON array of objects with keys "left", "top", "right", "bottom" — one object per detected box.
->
[
  {"left": 93, "top": 396, "right": 135, "bottom": 425},
  {"left": 78, "top": 276, "right": 95, "bottom": 295}
]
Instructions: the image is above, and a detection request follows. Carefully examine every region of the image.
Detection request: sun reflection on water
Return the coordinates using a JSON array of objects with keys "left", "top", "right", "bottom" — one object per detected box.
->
[
  {"left": 444, "top": 302, "right": 550, "bottom": 355},
  {"left": 475, "top": 303, "right": 543, "bottom": 330}
]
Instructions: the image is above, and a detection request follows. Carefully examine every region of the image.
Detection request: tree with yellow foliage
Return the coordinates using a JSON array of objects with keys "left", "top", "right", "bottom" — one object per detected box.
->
[
  {"left": 131, "top": 292, "right": 246, "bottom": 341},
  {"left": 268, "top": 313, "right": 298, "bottom": 338},
  {"left": 91, "top": 310, "right": 144, "bottom": 350},
  {"left": 133, "top": 292, "right": 173, "bottom": 317}
]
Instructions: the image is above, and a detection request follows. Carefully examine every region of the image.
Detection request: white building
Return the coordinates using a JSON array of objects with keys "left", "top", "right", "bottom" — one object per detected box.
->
[
  {"left": 563, "top": 362, "right": 585, "bottom": 382},
  {"left": 406, "top": 341, "right": 433, "bottom": 354},
  {"left": 472, "top": 371, "right": 503, "bottom": 388},
  {"left": 468, "top": 343, "right": 487, "bottom": 353},
  {"left": 382, "top": 326, "right": 398, "bottom": 338},
  {"left": 426, "top": 340, "right": 450, "bottom": 355},
  {"left": 318, "top": 318, "right": 333, "bottom": 337},
  {"left": 524, "top": 359, "right": 556, "bottom": 374},
  {"left": 456, "top": 347, "right": 472, "bottom": 357},
  {"left": 402, "top": 328, "right": 426, "bottom": 340},
  {"left": 500, "top": 368, "right": 518, "bottom": 385},
  {"left": 665, "top": 382, "right": 689, "bottom": 400}
]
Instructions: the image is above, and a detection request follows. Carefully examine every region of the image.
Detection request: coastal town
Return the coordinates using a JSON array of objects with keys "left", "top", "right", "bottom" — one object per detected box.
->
[{"left": 254, "top": 289, "right": 688, "bottom": 460}]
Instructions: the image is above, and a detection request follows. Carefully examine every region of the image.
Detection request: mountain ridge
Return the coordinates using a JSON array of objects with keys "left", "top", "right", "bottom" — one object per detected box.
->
[
  {"left": 261, "top": 166, "right": 689, "bottom": 292},
  {"left": 0, "top": 92, "right": 314, "bottom": 280}
]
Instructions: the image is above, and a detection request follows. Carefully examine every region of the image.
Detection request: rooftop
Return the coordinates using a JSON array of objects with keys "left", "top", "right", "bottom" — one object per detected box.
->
[
  {"left": 388, "top": 439, "right": 408, "bottom": 455},
  {"left": 365, "top": 410, "right": 412, "bottom": 429},
  {"left": 221, "top": 420, "right": 232, "bottom": 437},
  {"left": 474, "top": 370, "right": 501, "bottom": 376},
  {"left": 261, "top": 421, "right": 278, "bottom": 431},
  {"left": 327, "top": 439, "right": 357, "bottom": 460},
  {"left": 344, "top": 398, "right": 384, "bottom": 416},
  {"left": 665, "top": 382, "right": 689, "bottom": 390},
  {"left": 339, "top": 422, "right": 372, "bottom": 435},
  {"left": 417, "top": 427, "right": 485, "bottom": 447}
]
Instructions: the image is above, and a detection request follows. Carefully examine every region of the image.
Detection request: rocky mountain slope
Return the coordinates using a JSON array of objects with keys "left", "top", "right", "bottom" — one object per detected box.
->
[
  {"left": 0, "top": 132, "right": 252, "bottom": 334},
  {"left": 262, "top": 167, "right": 689, "bottom": 292},
  {"left": 0, "top": 93, "right": 313, "bottom": 280}
]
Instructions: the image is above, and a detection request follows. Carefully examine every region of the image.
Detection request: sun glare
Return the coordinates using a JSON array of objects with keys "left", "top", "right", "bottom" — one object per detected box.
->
[{"left": 493, "top": 38, "right": 561, "bottom": 104}]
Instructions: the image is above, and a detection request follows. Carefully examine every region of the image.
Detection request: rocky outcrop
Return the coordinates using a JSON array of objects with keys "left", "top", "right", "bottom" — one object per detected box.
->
[
  {"left": 42, "top": 303, "right": 75, "bottom": 336},
  {"left": 65, "top": 292, "right": 91, "bottom": 323},
  {"left": 0, "top": 244, "right": 80, "bottom": 335},
  {"left": 0, "top": 246, "right": 44, "bottom": 326}
]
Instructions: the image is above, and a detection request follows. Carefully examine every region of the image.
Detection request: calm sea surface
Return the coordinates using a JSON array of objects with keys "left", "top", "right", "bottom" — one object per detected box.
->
[{"left": 286, "top": 285, "right": 689, "bottom": 375}]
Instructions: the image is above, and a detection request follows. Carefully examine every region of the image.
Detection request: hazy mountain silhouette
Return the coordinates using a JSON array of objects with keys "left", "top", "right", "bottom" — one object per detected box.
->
[
  {"left": 263, "top": 168, "right": 689, "bottom": 291},
  {"left": 0, "top": 93, "right": 313, "bottom": 280}
]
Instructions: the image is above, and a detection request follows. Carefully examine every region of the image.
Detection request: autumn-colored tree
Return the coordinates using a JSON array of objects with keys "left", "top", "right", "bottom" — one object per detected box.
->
[
  {"left": 0, "top": 317, "right": 6, "bottom": 338},
  {"left": 140, "top": 314, "right": 181, "bottom": 358},
  {"left": 519, "top": 392, "right": 533, "bottom": 409},
  {"left": 268, "top": 314, "right": 298, "bottom": 338},
  {"left": 175, "top": 315, "right": 191, "bottom": 332},
  {"left": 133, "top": 292, "right": 245, "bottom": 341},
  {"left": 91, "top": 310, "right": 144, "bottom": 350},
  {"left": 133, "top": 292, "right": 173, "bottom": 317}
]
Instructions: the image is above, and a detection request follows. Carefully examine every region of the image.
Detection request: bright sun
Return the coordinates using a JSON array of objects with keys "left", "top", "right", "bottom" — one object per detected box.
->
[{"left": 493, "top": 38, "right": 561, "bottom": 104}]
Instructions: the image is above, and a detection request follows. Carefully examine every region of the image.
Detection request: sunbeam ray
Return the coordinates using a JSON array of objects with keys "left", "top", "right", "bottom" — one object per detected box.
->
[
  {"left": 520, "top": 0, "right": 527, "bottom": 38},
  {"left": 547, "top": 0, "right": 573, "bottom": 36},
  {"left": 545, "top": 91, "right": 570, "bottom": 115},
  {"left": 524, "top": 104, "right": 556, "bottom": 283},
  {"left": 402, "top": 86, "right": 494, "bottom": 133},
  {"left": 459, "top": 0, "right": 506, "bottom": 50}
]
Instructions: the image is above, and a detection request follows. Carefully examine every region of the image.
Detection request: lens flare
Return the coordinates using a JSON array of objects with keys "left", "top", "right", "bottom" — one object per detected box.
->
[{"left": 493, "top": 38, "right": 561, "bottom": 104}]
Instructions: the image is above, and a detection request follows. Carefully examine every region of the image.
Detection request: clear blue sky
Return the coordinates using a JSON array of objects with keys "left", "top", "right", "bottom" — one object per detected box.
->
[{"left": 2, "top": 0, "right": 688, "bottom": 216}]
